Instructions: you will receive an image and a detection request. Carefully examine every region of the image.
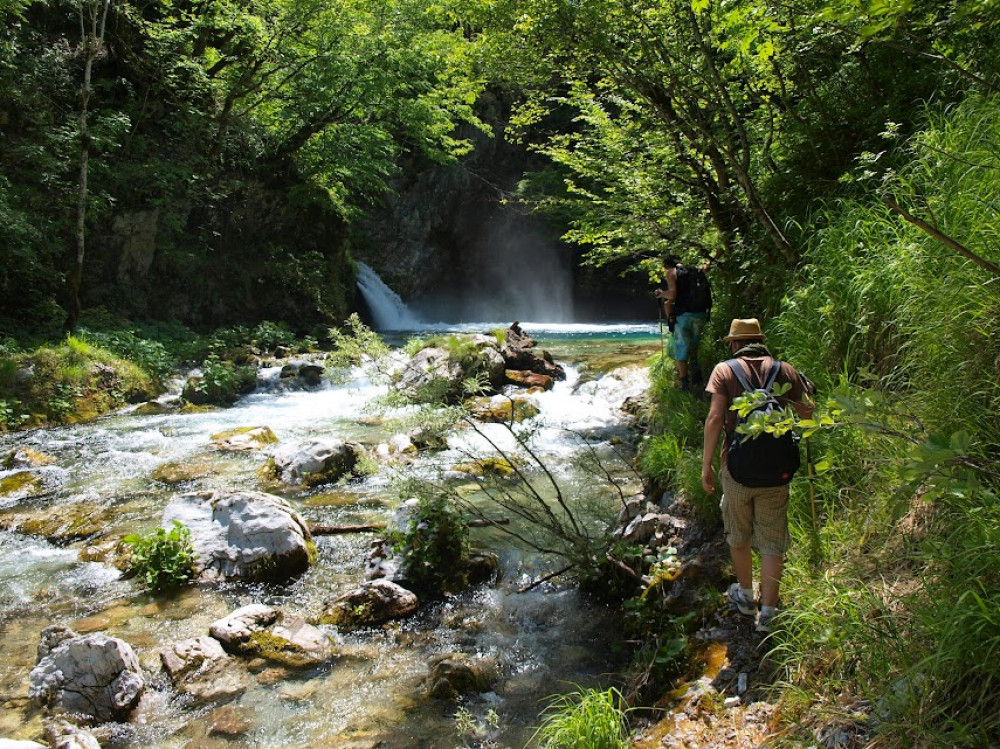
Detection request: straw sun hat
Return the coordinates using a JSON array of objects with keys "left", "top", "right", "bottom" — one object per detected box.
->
[{"left": 724, "top": 318, "right": 765, "bottom": 341}]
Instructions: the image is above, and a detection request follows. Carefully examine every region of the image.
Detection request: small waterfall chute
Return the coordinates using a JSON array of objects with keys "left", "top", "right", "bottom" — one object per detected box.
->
[{"left": 355, "top": 262, "right": 423, "bottom": 331}]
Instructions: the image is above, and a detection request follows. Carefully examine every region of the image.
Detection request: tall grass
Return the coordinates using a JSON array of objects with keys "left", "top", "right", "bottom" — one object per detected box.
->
[
  {"left": 531, "top": 687, "right": 632, "bottom": 749},
  {"left": 766, "top": 94, "right": 1000, "bottom": 746}
]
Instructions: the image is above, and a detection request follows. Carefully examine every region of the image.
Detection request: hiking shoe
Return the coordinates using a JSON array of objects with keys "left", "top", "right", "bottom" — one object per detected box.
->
[
  {"left": 756, "top": 607, "right": 778, "bottom": 633},
  {"left": 726, "top": 583, "right": 756, "bottom": 617}
]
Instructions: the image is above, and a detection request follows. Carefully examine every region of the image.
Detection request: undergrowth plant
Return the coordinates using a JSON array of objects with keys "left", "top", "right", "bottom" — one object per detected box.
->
[
  {"left": 124, "top": 521, "right": 198, "bottom": 592},
  {"left": 531, "top": 687, "right": 633, "bottom": 749}
]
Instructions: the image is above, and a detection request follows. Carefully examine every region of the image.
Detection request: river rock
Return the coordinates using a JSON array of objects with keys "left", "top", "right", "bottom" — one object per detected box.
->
[
  {"left": 1, "top": 448, "right": 54, "bottom": 469},
  {"left": 501, "top": 323, "right": 565, "bottom": 380},
  {"left": 160, "top": 636, "right": 248, "bottom": 705},
  {"left": 210, "top": 426, "right": 279, "bottom": 452},
  {"left": 466, "top": 396, "right": 539, "bottom": 424},
  {"left": 425, "top": 654, "right": 498, "bottom": 699},
  {"left": 279, "top": 361, "right": 325, "bottom": 387},
  {"left": 28, "top": 626, "right": 144, "bottom": 723},
  {"left": 207, "top": 704, "right": 254, "bottom": 737},
  {"left": 262, "top": 439, "right": 361, "bottom": 487},
  {"left": 163, "top": 490, "right": 315, "bottom": 582},
  {"left": 209, "top": 604, "right": 335, "bottom": 668},
  {"left": 152, "top": 456, "right": 215, "bottom": 484},
  {"left": 396, "top": 346, "right": 462, "bottom": 402},
  {"left": 317, "top": 580, "right": 418, "bottom": 629},
  {"left": 0, "top": 469, "right": 51, "bottom": 502},
  {"left": 504, "top": 369, "right": 554, "bottom": 390},
  {"left": 44, "top": 720, "right": 101, "bottom": 749},
  {"left": 0, "top": 502, "right": 115, "bottom": 544},
  {"left": 396, "top": 336, "right": 505, "bottom": 403}
]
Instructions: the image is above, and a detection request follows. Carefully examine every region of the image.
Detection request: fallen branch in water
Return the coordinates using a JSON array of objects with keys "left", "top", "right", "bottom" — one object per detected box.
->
[{"left": 308, "top": 517, "right": 509, "bottom": 536}]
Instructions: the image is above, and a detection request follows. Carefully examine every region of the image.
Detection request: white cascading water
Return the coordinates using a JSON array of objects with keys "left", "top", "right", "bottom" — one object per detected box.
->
[{"left": 355, "top": 262, "right": 423, "bottom": 331}]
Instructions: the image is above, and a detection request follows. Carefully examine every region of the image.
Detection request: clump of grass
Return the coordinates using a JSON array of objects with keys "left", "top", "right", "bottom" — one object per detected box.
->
[{"left": 531, "top": 687, "right": 632, "bottom": 749}]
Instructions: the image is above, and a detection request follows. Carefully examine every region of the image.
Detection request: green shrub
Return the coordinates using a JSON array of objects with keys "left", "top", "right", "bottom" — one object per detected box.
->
[
  {"left": 124, "top": 521, "right": 198, "bottom": 592},
  {"left": 638, "top": 433, "right": 683, "bottom": 488},
  {"left": 532, "top": 687, "right": 632, "bottom": 749},
  {"left": 80, "top": 328, "right": 176, "bottom": 382},
  {"left": 388, "top": 493, "right": 469, "bottom": 595}
]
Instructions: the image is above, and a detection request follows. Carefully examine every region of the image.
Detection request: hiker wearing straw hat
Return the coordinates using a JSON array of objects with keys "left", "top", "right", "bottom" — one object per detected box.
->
[{"left": 702, "top": 318, "right": 814, "bottom": 633}]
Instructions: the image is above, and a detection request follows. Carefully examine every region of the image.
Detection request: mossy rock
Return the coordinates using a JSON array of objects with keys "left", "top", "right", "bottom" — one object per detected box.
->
[
  {"left": 210, "top": 426, "right": 279, "bottom": 452},
  {"left": 153, "top": 458, "right": 215, "bottom": 485},
  {"left": 133, "top": 401, "right": 173, "bottom": 416},
  {"left": 179, "top": 403, "right": 219, "bottom": 414},
  {"left": 0, "top": 502, "right": 113, "bottom": 544},
  {"left": 0, "top": 470, "right": 47, "bottom": 499},
  {"left": 1, "top": 448, "right": 55, "bottom": 469},
  {"left": 425, "top": 654, "right": 498, "bottom": 699},
  {"left": 466, "top": 397, "right": 539, "bottom": 424},
  {"left": 452, "top": 457, "right": 521, "bottom": 478}
]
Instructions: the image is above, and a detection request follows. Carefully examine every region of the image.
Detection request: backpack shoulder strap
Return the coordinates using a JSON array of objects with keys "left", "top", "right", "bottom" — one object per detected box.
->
[
  {"left": 725, "top": 359, "right": 756, "bottom": 393},
  {"left": 762, "top": 359, "right": 782, "bottom": 392}
]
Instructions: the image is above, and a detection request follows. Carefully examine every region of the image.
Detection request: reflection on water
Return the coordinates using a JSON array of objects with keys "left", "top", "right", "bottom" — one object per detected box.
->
[{"left": 0, "top": 327, "right": 652, "bottom": 747}]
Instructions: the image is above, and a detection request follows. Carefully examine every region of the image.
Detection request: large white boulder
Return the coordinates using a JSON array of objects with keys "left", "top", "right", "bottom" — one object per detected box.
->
[
  {"left": 28, "top": 626, "right": 144, "bottom": 723},
  {"left": 163, "top": 490, "right": 314, "bottom": 582},
  {"left": 265, "top": 439, "right": 360, "bottom": 487}
]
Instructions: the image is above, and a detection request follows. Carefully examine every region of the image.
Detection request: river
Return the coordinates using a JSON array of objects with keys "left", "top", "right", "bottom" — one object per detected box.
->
[{"left": 0, "top": 322, "right": 660, "bottom": 748}]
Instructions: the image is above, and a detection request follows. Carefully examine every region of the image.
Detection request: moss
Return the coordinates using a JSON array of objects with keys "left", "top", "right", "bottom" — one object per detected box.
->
[
  {"left": 210, "top": 426, "right": 279, "bottom": 450},
  {"left": 452, "top": 457, "right": 520, "bottom": 478},
  {"left": 153, "top": 460, "right": 214, "bottom": 484},
  {"left": 0, "top": 339, "right": 162, "bottom": 430},
  {"left": 0, "top": 470, "right": 45, "bottom": 499},
  {"left": 1, "top": 447, "right": 54, "bottom": 469},
  {"left": 245, "top": 631, "right": 316, "bottom": 668},
  {"left": 305, "top": 538, "right": 318, "bottom": 565}
]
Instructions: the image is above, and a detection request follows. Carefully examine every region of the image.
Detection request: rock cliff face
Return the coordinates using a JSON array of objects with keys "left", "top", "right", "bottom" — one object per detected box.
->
[
  {"left": 355, "top": 94, "right": 649, "bottom": 322},
  {"left": 356, "top": 94, "right": 578, "bottom": 322},
  {"left": 86, "top": 169, "right": 354, "bottom": 330}
]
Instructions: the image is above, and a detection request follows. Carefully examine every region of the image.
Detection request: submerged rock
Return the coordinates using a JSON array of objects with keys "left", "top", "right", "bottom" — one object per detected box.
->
[
  {"left": 210, "top": 426, "right": 279, "bottom": 452},
  {"left": 28, "top": 626, "right": 145, "bottom": 723},
  {"left": 317, "top": 579, "right": 418, "bottom": 629},
  {"left": 209, "top": 604, "right": 335, "bottom": 668},
  {"left": 466, "top": 397, "right": 539, "bottom": 424},
  {"left": 262, "top": 439, "right": 361, "bottom": 487},
  {"left": 160, "top": 635, "right": 248, "bottom": 705},
  {"left": 0, "top": 502, "right": 114, "bottom": 544},
  {"left": 44, "top": 720, "right": 101, "bottom": 749},
  {"left": 1, "top": 448, "right": 55, "bottom": 470},
  {"left": 425, "top": 654, "right": 498, "bottom": 699},
  {"left": 151, "top": 456, "right": 215, "bottom": 484},
  {"left": 163, "top": 490, "right": 315, "bottom": 583}
]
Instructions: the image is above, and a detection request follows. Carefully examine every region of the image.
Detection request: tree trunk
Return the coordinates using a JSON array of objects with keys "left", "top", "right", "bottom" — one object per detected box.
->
[{"left": 64, "top": 0, "right": 111, "bottom": 334}]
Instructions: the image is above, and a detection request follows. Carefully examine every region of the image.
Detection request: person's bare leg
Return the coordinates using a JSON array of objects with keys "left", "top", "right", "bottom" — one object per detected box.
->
[
  {"left": 730, "top": 545, "right": 753, "bottom": 591},
  {"left": 760, "top": 554, "right": 784, "bottom": 607}
]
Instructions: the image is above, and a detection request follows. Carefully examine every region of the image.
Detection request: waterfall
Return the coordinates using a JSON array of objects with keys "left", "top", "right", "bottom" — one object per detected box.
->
[{"left": 355, "top": 262, "right": 423, "bottom": 331}]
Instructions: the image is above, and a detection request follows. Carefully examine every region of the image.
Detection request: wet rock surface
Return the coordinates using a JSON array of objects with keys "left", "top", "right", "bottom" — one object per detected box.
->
[
  {"left": 209, "top": 604, "right": 335, "bottom": 668},
  {"left": 318, "top": 579, "right": 419, "bottom": 629},
  {"left": 163, "top": 490, "right": 314, "bottom": 582},
  {"left": 29, "top": 626, "right": 145, "bottom": 723},
  {"left": 263, "top": 438, "right": 361, "bottom": 487},
  {"left": 425, "top": 653, "right": 499, "bottom": 699},
  {"left": 209, "top": 425, "right": 279, "bottom": 452},
  {"left": 160, "top": 636, "right": 249, "bottom": 705}
]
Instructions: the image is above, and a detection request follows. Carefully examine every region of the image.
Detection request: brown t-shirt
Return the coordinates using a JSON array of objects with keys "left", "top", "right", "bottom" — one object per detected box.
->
[{"left": 706, "top": 356, "right": 805, "bottom": 462}]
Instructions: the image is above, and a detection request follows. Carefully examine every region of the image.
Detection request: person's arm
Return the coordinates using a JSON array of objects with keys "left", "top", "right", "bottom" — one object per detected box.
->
[
  {"left": 702, "top": 391, "right": 727, "bottom": 494},
  {"left": 663, "top": 267, "right": 677, "bottom": 319}
]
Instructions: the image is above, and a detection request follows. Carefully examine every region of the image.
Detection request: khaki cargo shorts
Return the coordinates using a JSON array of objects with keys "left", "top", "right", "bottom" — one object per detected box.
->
[{"left": 720, "top": 466, "right": 791, "bottom": 557}]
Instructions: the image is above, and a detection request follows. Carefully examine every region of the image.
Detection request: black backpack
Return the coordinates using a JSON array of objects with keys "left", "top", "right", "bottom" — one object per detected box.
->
[
  {"left": 675, "top": 266, "right": 712, "bottom": 315},
  {"left": 725, "top": 359, "right": 800, "bottom": 487}
]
